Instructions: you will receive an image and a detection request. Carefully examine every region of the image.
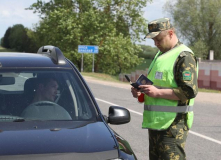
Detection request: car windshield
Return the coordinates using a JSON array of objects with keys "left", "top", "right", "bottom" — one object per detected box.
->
[{"left": 0, "top": 69, "right": 97, "bottom": 122}]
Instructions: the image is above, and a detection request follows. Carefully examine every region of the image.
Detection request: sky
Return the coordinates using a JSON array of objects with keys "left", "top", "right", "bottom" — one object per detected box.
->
[{"left": 0, "top": 0, "right": 168, "bottom": 47}]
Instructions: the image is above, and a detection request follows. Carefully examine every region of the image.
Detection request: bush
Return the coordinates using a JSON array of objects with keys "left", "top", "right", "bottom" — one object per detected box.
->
[{"left": 138, "top": 45, "right": 158, "bottom": 59}]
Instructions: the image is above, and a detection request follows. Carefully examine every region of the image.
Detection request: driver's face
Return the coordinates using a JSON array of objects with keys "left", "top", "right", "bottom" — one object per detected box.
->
[{"left": 42, "top": 80, "right": 58, "bottom": 102}]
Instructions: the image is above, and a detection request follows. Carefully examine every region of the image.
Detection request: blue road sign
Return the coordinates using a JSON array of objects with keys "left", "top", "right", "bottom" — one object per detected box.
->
[{"left": 78, "top": 45, "right": 99, "bottom": 54}]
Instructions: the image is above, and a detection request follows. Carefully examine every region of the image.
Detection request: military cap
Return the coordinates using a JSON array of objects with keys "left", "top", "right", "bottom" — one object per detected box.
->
[{"left": 145, "top": 18, "right": 173, "bottom": 39}]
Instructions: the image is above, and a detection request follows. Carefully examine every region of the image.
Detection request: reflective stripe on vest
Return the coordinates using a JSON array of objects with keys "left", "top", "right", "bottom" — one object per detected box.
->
[{"left": 144, "top": 105, "right": 193, "bottom": 113}]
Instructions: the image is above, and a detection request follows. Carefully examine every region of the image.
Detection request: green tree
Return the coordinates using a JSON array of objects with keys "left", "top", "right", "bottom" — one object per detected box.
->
[
  {"left": 25, "top": 28, "right": 39, "bottom": 53},
  {"left": 1, "top": 27, "right": 12, "bottom": 48},
  {"left": 0, "top": 38, "right": 2, "bottom": 46},
  {"left": 164, "top": 0, "right": 221, "bottom": 59},
  {"left": 138, "top": 45, "right": 158, "bottom": 59},
  {"left": 8, "top": 24, "right": 29, "bottom": 52},
  {"left": 28, "top": 0, "right": 150, "bottom": 74},
  {"left": 5, "top": 24, "right": 38, "bottom": 53},
  {"left": 189, "top": 39, "right": 209, "bottom": 60},
  {"left": 97, "top": 31, "right": 143, "bottom": 74}
]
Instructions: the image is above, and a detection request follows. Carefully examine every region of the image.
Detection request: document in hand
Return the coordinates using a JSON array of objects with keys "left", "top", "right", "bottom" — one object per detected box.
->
[{"left": 125, "top": 74, "right": 153, "bottom": 90}]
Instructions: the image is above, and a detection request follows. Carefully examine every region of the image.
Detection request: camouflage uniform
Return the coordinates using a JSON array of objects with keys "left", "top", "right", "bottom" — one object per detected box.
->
[{"left": 145, "top": 18, "right": 198, "bottom": 160}]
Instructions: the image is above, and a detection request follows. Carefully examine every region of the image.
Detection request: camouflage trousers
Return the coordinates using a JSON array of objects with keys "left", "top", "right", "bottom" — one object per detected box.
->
[{"left": 148, "top": 114, "right": 189, "bottom": 160}]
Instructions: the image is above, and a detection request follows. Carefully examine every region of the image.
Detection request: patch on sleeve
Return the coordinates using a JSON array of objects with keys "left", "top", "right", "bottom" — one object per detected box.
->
[{"left": 182, "top": 71, "right": 192, "bottom": 81}]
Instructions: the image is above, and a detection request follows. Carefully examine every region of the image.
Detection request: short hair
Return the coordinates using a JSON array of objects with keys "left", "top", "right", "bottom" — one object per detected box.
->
[
  {"left": 160, "top": 27, "right": 176, "bottom": 37},
  {"left": 36, "top": 74, "right": 57, "bottom": 87}
]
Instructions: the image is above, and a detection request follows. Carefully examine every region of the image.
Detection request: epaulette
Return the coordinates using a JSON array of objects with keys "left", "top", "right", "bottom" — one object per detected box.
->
[{"left": 179, "top": 51, "right": 192, "bottom": 58}]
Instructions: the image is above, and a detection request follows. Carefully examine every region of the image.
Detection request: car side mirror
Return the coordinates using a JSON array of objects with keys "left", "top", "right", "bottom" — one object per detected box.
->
[{"left": 107, "top": 106, "right": 130, "bottom": 125}]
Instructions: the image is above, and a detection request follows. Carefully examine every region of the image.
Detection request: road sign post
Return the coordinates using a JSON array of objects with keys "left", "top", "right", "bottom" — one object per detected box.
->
[
  {"left": 81, "top": 53, "right": 83, "bottom": 72},
  {"left": 78, "top": 45, "right": 99, "bottom": 72},
  {"left": 92, "top": 54, "right": 94, "bottom": 72}
]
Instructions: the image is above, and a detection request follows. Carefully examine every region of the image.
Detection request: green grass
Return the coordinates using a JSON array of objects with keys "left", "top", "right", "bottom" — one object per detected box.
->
[
  {"left": 198, "top": 88, "right": 221, "bottom": 93},
  {"left": 0, "top": 46, "right": 17, "bottom": 52},
  {"left": 124, "top": 59, "right": 152, "bottom": 74},
  {"left": 82, "top": 72, "right": 221, "bottom": 93},
  {"left": 81, "top": 72, "right": 126, "bottom": 83}
]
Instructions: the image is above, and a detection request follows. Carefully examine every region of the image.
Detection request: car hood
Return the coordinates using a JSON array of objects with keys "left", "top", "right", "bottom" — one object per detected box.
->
[{"left": 0, "top": 121, "right": 118, "bottom": 160}]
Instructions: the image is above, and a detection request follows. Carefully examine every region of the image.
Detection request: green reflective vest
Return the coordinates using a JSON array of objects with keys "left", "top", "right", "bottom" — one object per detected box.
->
[{"left": 143, "top": 44, "right": 195, "bottom": 130}]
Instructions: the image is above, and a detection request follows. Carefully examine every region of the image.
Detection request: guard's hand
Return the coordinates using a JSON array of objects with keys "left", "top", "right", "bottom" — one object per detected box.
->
[
  {"left": 139, "top": 85, "right": 160, "bottom": 98},
  {"left": 131, "top": 87, "right": 141, "bottom": 98}
]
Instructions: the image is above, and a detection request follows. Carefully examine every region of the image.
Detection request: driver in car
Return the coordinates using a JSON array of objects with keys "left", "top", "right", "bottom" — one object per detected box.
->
[
  {"left": 32, "top": 77, "right": 59, "bottom": 103},
  {"left": 21, "top": 76, "right": 71, "bottom": 120}
]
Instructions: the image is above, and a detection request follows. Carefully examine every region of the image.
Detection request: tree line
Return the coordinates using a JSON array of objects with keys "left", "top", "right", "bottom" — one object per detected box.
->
[
  {"left": 1, "top": 0, "right": 220, "bottom": 75},
  {"left": 1, "top": 24, "right": 38, "bottom": 53},
  {"left": 1, "top": 0, "right": 156, "bottom": 75},
  {"left": 165, "top": 0, "right": 221, "bottom": 59}
]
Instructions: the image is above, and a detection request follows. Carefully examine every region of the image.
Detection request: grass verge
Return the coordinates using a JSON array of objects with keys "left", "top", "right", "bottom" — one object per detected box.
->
[
  {"left": 0, "top": 46, "right": 17, "bottom": 52},
  {"left": 124, "top": 59, "right": 152, "bottom": 73},
  {"left": 81, "top": 72, "right": 125, "bottom": 83},
  {"left": 198, "top": 88, "right": 221, "bottom": 93}
]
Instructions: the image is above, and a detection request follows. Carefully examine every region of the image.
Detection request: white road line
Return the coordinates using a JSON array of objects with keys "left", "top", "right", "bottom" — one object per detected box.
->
[
  {"left": 19, "top": 75, "right": 29, "bottom": 79},
  {"left": 95, "top": 98, "right": 221, "bottom": 145},
  {"left": 189, "top": 131, "right": 221, "bottom": 145},
  {"left": 96, "top": 98, "right": 143, "bottom": 115}
]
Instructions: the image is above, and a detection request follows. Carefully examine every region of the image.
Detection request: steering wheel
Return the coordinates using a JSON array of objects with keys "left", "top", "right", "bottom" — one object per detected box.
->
[{"left": 21, "top": 101, "right": 72, "bottom": 120}]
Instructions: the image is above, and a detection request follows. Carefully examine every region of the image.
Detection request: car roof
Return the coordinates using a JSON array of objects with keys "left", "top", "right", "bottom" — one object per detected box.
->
[{"left": 0, "top": 49, "right": 72, "bottom": 69}]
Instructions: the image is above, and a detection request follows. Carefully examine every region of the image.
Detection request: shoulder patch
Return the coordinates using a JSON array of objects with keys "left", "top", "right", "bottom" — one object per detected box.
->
[{"left": 182, "top": 71, "right": 192, "bottom": 81}]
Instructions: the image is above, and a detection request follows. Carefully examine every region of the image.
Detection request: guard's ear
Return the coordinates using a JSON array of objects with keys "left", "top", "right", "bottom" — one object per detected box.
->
[{"left": 168, "top": 29, "right": 174, "bottom": 38}]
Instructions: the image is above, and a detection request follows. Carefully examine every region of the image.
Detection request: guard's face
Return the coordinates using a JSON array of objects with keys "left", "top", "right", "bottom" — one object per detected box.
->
[
  {"left": 152, "top": 30, "right": 171, "bottom": 53},
  {"left": 42, "top": 80, "right": 58, "bottom": 102}
]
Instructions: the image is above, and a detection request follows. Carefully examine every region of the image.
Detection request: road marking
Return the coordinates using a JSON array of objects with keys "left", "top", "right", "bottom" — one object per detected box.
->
[
  {"left": 189, "top": 131, "right": 221, "bottom": 145},
  {"left": 95, "top": 98, "right": 221, "bottom": 145},
  {"left": 96, "top": 98, "right": 143, "bottom": 115},
  {"left": 18, "top": 75, "right": 29, "bottom": 79}
]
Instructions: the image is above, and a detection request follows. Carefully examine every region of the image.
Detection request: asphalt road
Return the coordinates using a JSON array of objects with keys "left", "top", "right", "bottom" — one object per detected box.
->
[{"left": 85, "top": 77, "right": 221, "bottom": 160}]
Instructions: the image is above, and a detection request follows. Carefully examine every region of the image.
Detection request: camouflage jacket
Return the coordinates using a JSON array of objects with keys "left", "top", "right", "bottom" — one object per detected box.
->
[{"left": 172, "top": 42, "right": 198, "bottom": 105}]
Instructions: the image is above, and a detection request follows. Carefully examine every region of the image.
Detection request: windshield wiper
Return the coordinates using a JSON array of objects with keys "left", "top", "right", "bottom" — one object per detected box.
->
[
  {"left": 0, "top": 115, "right": 25, "bottom": 122},
  {"left": 13, "top": 118, "right": 25, "bottom": 122}
]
